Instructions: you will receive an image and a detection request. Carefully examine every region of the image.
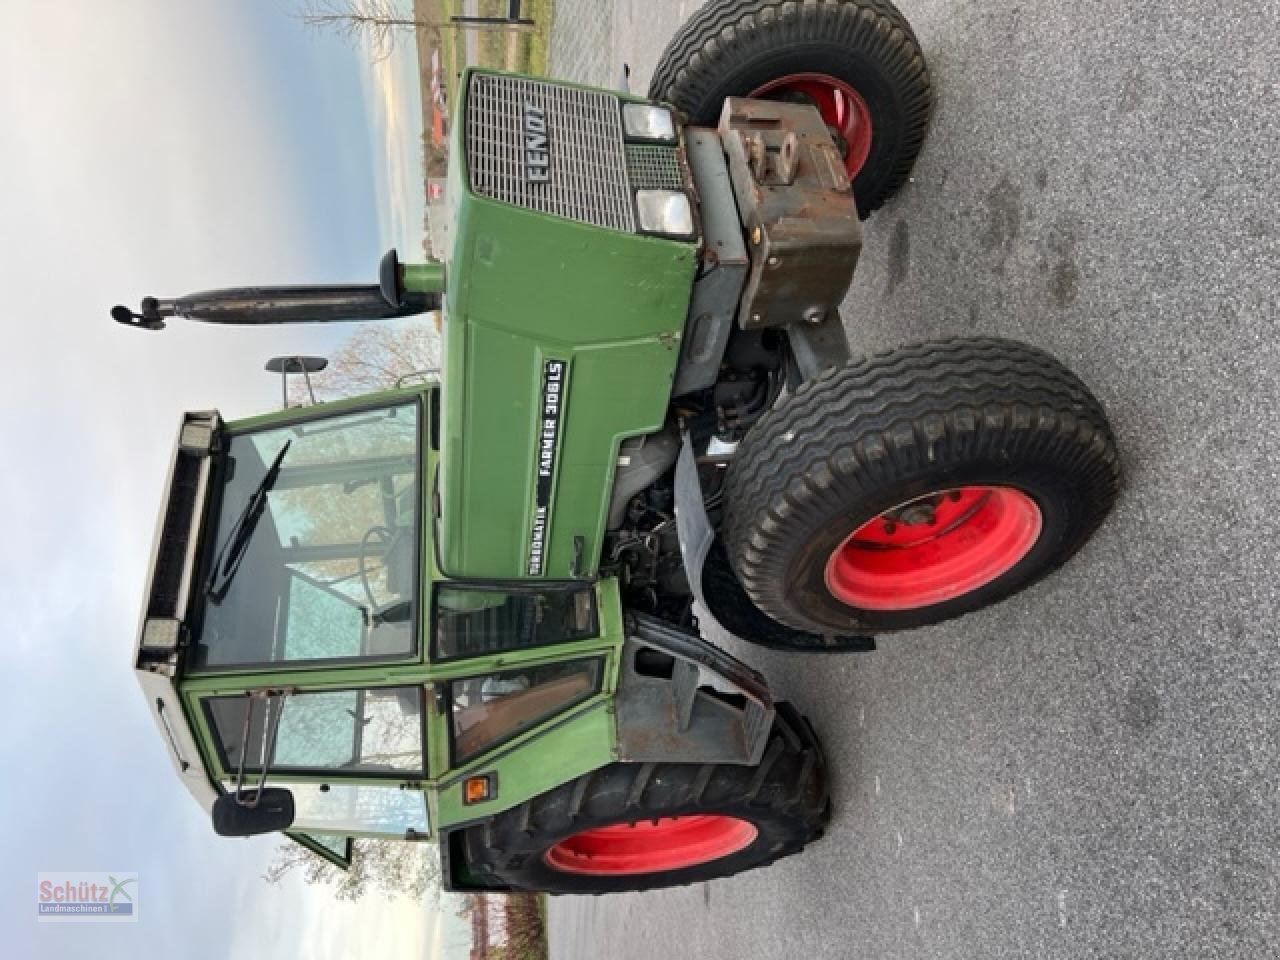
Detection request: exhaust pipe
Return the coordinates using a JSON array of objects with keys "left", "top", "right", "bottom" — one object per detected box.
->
[{"left": 112, "top": 249, "right": 442, "bottom": 332}]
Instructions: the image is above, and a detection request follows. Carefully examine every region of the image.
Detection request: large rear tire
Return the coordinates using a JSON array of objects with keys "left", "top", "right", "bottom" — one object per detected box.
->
[
  {"left": 649, "top": 0, "right": 932, "bottom": 217},
  {"left": 459, "top": 703, "right": 828, "bottom": 894},
  {"left": 723, "top": 338, "right": 1122, "bottom": 635}
]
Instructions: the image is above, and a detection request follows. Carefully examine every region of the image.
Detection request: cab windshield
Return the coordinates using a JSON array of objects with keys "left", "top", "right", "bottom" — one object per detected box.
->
[{"left": 191, "top": 402, "right": 420, "bottom": 672}]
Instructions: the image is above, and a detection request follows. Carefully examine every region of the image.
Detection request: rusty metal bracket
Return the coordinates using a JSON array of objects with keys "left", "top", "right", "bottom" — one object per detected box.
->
[
  {"left": 614, "top": 613, "right": 774, "bottom": 767},
  {"left": 717, "top": 97, "right": 861, "bottom": 376}
]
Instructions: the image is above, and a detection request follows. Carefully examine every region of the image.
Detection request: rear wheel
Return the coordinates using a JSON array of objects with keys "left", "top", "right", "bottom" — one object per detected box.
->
[
  {"left": 723, "top": 338, "right": 1122, "bottom": 635},
  {"left": 460, "top": 703, "right": 828, "bottom": 894},
  {"left": 648, "top": 0, "right": 932, "bottom": 217}
]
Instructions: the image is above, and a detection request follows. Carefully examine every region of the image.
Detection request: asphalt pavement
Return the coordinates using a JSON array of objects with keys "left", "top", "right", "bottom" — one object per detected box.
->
[{"left": 546, "top": 1, "right": 1280, "bottom": 957}]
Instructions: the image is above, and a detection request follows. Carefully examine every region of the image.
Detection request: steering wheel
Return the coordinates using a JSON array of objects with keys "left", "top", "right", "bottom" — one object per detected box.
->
[{"left": 358, "top": 525, "right": 404, "bottom": 616}]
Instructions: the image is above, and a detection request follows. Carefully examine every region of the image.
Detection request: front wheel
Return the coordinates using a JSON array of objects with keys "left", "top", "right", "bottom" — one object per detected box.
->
[
  {"left": 723, "top": 338, "right": 1123, "bottom": 635},
  {"left": 459, "top": 703, "right": 828, "bottom": 894},
  {"left": 648, "top": 0, "right": 932, "bottom": 217}
]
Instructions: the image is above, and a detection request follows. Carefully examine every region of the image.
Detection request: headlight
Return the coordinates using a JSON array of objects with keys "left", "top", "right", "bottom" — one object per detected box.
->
[
  {"left": 622, "top": 103, "right": 677, "bottom": 143},
  {"left": 635, "top": 189, "right": 694, "bottom": 237}
]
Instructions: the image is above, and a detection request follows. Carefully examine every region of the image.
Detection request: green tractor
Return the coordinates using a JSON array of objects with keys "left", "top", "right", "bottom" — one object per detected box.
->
[{"left": 119, "top": 0, "right": 1120, "bottom": 895}]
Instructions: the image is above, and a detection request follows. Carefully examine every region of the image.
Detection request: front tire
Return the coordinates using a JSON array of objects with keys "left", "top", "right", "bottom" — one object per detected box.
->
[
  {"left": 649, "top": 0, "right": 932, "bottom": 217},
  {"left": 460, "top": 703, "right": 828, "bottom": 894},
  {"left": 723, "top": 338, "right": 1122, "bottom": 635}
]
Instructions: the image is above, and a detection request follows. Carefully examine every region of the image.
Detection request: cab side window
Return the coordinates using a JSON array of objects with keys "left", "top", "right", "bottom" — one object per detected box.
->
[
  {"left": 193, "top": 403, "right": 420, "bottom": 672},
  {"left": 434, "top": 586, "right": 597, "bottom": 659},
  {"left": 206, "top": 686, "right": 425, "bottom": 778},
  {"left": 449, "top": 658, "right": 602, "bottom": 763}
]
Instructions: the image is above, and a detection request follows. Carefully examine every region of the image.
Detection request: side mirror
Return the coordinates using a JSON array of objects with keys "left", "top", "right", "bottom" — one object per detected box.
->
[
  {"left": 212, "top": 788, "right": 295, "bottom": 837},
  {"left": 265, "top": 355, "right": 328, "bottom": 408},
  {"left": 264, "top": 356, "right": 328, "bottom": 374}
]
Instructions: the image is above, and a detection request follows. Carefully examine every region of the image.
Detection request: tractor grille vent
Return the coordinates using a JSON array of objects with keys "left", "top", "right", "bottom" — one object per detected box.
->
[
  {"left": 466, "top": 73, "right": 637, "bottom": 232},
  {"left": 626, "top": 144, "right": 685, "bottom": 192}
]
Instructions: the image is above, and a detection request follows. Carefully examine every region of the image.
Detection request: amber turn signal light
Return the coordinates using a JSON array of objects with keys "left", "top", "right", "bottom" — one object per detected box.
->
[{"left": 463, "top": 774, "right": 495, "bottom": 805}]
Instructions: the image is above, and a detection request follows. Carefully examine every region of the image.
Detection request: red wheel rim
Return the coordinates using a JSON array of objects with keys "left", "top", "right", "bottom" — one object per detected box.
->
[
  {"left": 749, "top": 72, "right": 873, "bottom": 179},
  {"left": 544, "top": 815, "right": 758, "bottom": 876},
  {"left": 825, "top": 486, "right": 1043, "bottom": 611}
]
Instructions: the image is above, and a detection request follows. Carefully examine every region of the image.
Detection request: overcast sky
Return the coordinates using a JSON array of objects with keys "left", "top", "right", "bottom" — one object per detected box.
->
[{"left": 0, "top": 1, "right": 461, "bottom": 957}]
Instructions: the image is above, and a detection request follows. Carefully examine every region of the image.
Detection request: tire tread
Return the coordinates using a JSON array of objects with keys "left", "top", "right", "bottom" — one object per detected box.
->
[
  {"left": 723, "top": 337, "right": 1122, "bottom": 633},
  {"left": 648, "top": 0, "right": 932, "bottom": 215},
  {"left": 461, "top": 705, "right": 829, "bottom": 894}
]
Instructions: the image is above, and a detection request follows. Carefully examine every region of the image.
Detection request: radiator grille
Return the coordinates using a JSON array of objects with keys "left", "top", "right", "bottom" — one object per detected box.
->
[
  {"left": 467, "top": 74, "right": 636, "bottom": 231},
  {"left": 626, "top": 144, "right": 684, "bottom": 192}
]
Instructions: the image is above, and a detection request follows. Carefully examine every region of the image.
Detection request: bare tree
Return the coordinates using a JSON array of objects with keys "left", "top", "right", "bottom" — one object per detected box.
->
[
  {"left": 455, "top": 892, "right": 549, "bottom": 959},
  {"left": 296, "top": 0, "right": 440, "bottom": 61},
  {"left": 264, "top": 837, "right": 442, "bottom": 902},
  {"left": 289, "top": 319, "right": 442, "bottom": 405}
]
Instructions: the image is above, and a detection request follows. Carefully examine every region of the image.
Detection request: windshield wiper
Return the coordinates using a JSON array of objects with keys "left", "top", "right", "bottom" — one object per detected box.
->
[{"left": 207, "top": 439, "right": 292, "bottom": 603}]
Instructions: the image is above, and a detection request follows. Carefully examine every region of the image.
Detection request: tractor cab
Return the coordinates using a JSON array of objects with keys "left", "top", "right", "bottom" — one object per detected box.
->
[
  {"left": 131, "top": 382, "right": 620, "bottom": 871},
  {"left": 163, "top": 393, "right": 431, "bottom": 865}
]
